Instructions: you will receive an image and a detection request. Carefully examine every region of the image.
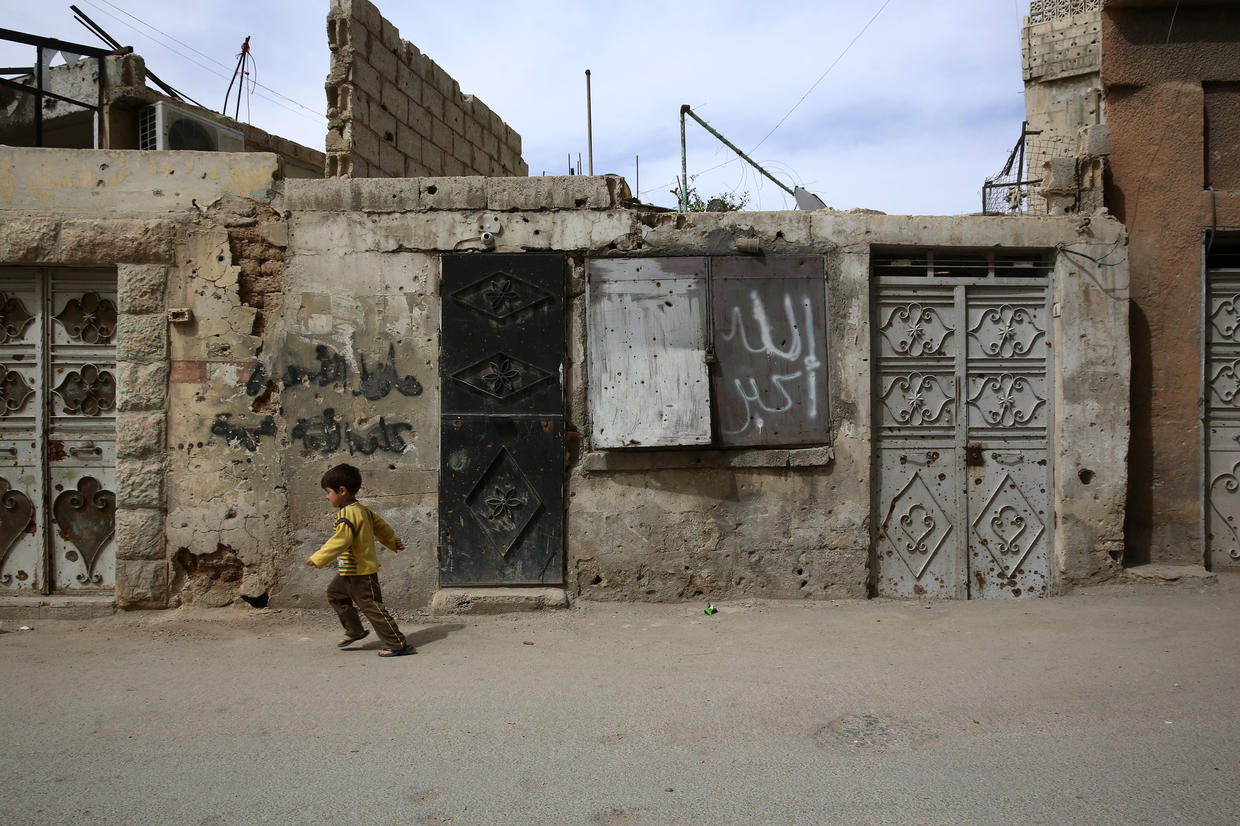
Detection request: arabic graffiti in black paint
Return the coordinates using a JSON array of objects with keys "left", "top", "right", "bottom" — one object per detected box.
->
[
  {"left": 284, "top": 344, "right": 348, "bottom": 389},
  {"left": 290, "top": 408, "right": 413, "bottom": 456},
  {"left": 210, "top": 414, "right": 277, "bottom": 451},
  {"left": 358, "top": 343, "right": 424, "bottom": 400},
  {"left": 248, "top": 343, "right": 424, "bottom": 401}
]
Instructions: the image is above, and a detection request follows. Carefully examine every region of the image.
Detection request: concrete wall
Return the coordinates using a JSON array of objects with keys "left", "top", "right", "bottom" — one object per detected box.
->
[
  {"left": 1102, "top": 2, "right": 1240, "bottom": 566},
  {"left": 0, "top": 148, "right": 1129, "bottom": 609},
  {"left": 1022, "top": 9, "right": 1103, "bottom": 215},
  {"left": 325, "top": 0, "right": 527, "bottom": 179}
]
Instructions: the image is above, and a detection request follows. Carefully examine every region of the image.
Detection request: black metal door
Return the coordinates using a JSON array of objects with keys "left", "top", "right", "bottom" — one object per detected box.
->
[{"left": 439, "top": 254, "right": 565, "bottom": 585}]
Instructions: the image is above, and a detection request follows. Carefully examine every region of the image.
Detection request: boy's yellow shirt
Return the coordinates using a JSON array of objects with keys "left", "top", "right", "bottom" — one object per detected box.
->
[{"left": 308, "top": 500, "right": 398, "bottom": 575}]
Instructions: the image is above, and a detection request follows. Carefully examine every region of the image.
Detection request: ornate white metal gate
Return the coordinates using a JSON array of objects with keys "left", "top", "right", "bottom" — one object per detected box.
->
[
  {"left": 0, "top": 269, "right": 117, "bottom": 593},
  {"left": 1206, "top": 267, "right": 1240, "bottom": 570},
  {"left": 874, "top": 275, "right": 1052, "bottom": 598}
]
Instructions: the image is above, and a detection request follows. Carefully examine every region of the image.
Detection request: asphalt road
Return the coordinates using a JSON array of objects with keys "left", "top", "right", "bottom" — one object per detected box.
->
[{"left": 2, "top": 576, "right": 1239, "bottom": 825}]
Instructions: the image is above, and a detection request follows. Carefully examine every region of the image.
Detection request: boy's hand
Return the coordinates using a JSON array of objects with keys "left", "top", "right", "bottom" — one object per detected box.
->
[
  {"left": 305, "top": 558, "right": 317, "bottom": 567},
  {"left": 393, "top": 538, "right": 405, "bottom": 552}
]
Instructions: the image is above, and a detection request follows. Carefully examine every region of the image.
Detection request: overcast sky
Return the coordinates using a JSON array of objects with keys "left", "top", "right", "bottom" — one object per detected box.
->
[{"left": 3, "top": 0, "right": 1037, "bottom": 215}]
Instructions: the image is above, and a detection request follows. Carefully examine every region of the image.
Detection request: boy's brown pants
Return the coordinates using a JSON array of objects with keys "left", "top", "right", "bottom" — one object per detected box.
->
[{"left": 327, "top": 573, "right": 407, "bottom": 651}]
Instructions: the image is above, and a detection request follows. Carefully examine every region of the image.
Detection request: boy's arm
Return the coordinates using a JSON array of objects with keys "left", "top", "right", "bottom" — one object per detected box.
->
[
  {"left": 371, "top": 512, "right": 403, "bottom": 552},
  {"left": 307, "top": 516, "right": 351, "bottom": 567}
]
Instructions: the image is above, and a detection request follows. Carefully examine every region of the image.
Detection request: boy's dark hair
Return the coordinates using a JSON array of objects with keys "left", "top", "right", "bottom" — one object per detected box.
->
[{"left": 321, "top": 463, "right": 362, "bottom": 494}]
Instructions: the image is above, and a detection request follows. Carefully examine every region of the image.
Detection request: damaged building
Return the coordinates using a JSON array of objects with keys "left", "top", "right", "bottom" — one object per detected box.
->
[{"left": 0, "top": 0, "right": 1136, "bottom": 613}]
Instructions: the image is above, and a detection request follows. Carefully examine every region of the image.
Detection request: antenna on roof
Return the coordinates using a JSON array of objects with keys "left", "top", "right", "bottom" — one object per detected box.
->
[{"left": 223, "top": 36, "right": 251, "bottom": 120}]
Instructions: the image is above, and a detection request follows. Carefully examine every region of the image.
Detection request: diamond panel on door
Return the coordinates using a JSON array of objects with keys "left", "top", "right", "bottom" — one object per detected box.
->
[
  {"left": 439, "top": 254, "right": 565, "bottom": 586},
  {"left": 440, "top": 418, "right": 563, "bottom": 585},
  {"left": 875, "top": 448, "right": 961, "bottom": 597}
]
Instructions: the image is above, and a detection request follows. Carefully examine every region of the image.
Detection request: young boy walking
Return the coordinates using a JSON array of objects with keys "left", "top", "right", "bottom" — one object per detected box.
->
[{"left": 306, "top": 463, "right": 415, "bottom": 658}]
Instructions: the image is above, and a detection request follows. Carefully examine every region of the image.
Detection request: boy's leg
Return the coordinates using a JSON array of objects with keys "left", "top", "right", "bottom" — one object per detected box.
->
[
  {"left": 346, "top": 573, "right": 408, "bottom": 651},
  {"left": 327, "top": 574, "right": 366, "bottom": 639}
]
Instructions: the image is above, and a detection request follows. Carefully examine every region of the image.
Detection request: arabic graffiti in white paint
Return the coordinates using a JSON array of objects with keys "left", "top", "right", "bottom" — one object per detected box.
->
[{"left": 717, "top": 289, "right": 823, "bottom": 438}]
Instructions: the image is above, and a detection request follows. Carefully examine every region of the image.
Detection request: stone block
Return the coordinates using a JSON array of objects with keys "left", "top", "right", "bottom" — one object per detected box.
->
[
  {"left": 117, "top": 264, "right": 167, "bottom": 313},
  {"left": 57, "top": 219, "right": 175, "bottom": 265},
  {"left": 369, "top": 44, "right": 398, "bottom": 88},
  {"left": 0, "top": 216, "right": 59, "bottom": 263},
  {"left": 116, "top": 507, "right": 167, "bottom": 560},
  {"left": 115, "top": 559, "right": 168, "bottom": 609},
  {"left": 117, "top": 314, "right": 168, "bottom": 363},
  {"left": 284, "top": 178, "right": 353, "bottom": 211},
  {"left": 116, "top": 460, "right": 165, "bottom": 508},
  {"left": 116, "top": 412, "right": 167, "bottom": 459},
  {"left": 117, "top": 362, "right": 168, "bottom": 411}
]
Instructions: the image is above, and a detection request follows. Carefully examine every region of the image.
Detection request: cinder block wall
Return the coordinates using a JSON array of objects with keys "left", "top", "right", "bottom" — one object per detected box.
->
[{"left": 325, "top": 0, "right": 528, "bottom": 179}]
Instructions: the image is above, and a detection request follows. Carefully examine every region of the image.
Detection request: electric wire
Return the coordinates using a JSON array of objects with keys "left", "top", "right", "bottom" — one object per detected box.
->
[
  {"left": 77, "top": 0, "right": 324, "bottom": 123},
  {"left": 640, "top": 0, "right": 892, "bottom": 199}
]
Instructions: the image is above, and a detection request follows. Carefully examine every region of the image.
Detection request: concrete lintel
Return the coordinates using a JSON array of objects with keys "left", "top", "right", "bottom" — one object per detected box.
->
[
  {"left": 0, "top": 596, "right": 117, "bottom": 621},
  {"left": 430, "top": 587, "right": 569, "bottom": 616}
]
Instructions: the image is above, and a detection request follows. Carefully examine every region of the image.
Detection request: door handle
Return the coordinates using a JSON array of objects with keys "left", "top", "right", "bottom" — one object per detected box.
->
[
  {"left": 0, "top": 447, "right": 16, "bottom": 457},
  {"left": 990, "top": 452, "right": 1023, "bottom": 463},
  {"left": 69, "top": 445, "right": 102, "bottom": 458}
]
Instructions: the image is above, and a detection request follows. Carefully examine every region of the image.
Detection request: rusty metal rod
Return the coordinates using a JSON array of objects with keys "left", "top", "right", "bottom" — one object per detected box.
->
[
  {"left": 585, "top": 69, "right": 593, "bottom": 176},
  {"left": 680, "top": 103, "right": 796, "bottom": 200}
]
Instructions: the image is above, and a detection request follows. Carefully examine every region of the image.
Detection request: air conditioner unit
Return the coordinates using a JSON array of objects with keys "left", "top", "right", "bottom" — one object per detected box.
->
[{"left": 138, "top": 101, "right": 245, "bottom": 152}]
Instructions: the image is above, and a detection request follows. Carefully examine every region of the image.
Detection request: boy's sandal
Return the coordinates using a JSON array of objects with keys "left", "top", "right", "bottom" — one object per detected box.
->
[
  {"left": 337, "top": 630, "right": 370, "bottom": 648},
  {"left": 378, "top": 644, "right": 416, "bottom": 658}
]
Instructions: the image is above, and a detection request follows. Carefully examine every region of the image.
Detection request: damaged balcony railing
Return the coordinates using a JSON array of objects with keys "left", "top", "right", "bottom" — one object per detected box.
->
[
  {"left": 0, "top": 28, "right": 110, "bottom": 147},
  {"left": 1028, "top": 0, "right": 1101, "bottom": 24},
  {"left": 982, "top": 121, "right": 1043, "bottom": 215}
]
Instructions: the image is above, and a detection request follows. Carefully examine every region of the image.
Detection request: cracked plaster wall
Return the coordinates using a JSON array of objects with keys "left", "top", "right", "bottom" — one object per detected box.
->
[
  {"left": 1, "top": 147, "right": 1133, "bottom": 609},
  {"left": 281, "top": 177, "right": 1130, "bottom": 604}
]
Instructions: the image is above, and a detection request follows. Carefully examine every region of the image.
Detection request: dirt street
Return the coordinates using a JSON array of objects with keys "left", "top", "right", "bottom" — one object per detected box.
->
[{"left": 2, "top": 576, "right": 1239, "bottom": 825}]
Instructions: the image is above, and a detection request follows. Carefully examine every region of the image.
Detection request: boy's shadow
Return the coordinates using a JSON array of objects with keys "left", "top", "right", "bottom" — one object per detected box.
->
[{"left": 348, "top": 623, "right": 466, "bottom": 652}]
